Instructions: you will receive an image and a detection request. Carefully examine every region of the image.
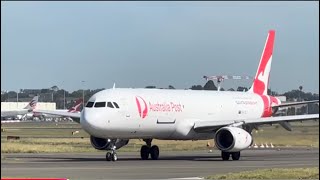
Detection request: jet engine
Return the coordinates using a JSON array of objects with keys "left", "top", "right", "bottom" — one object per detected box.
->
[
  {"left": 90, "top": 136, "right": 129, "bottom": 150},
  {"left": 214, "top": 127, "right": 252, "bottom": 152}
]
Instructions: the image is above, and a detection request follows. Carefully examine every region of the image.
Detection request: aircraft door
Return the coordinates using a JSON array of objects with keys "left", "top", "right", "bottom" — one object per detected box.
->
[{"left": 119, "top": 97, "right": 139, "bottom": 134}]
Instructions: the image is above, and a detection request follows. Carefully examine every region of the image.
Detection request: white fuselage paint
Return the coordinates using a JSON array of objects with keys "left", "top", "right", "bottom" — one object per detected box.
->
[{"left": 81, "top": 88, "right": 268, "bottom": 141}]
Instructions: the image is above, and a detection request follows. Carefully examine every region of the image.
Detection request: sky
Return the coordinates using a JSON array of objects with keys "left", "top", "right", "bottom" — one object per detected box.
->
[{"left": 1, "top": 1, "right": 319, "bottom": 94}]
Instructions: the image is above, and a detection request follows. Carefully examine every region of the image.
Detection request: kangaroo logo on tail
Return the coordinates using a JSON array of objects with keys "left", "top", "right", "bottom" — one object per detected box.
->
[
  {"left": 248, "top": 30, "right": 280, "bottom": 117},
  {"left": 248, "top": 30, "right": 275, "bottom": 95},
  {"left": 68, "top": 99, "right": 83, "bottom": 113}
]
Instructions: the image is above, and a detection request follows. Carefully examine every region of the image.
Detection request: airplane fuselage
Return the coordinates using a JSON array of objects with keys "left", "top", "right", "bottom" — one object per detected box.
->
[{"left": 80, "top": 88, "right": 280, "bottom": 140}]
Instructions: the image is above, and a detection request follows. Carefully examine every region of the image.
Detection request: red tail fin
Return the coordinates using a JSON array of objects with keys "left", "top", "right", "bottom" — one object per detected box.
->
[
  {"left": 68, "top": 99, "right": 83, "bottom": 112},
  {"left": 248, "top": 30, "right": 275, "bottom": 95}
]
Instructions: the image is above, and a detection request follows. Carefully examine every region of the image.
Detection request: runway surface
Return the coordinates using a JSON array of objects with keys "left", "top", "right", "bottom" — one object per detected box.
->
[{"left": 1, "top": 148, "right": 319, "bottom": 180}]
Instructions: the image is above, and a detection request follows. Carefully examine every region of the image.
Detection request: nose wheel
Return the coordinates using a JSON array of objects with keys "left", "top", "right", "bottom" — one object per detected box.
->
[
  {"left": 140, "top": 139, "right": 159, "bottom": 160},
  {"left": 106, "top": 152, "right": 118, "bottom": 161},
  {"left": 106, "top": 144, "right": 118, "bottom": 161}
]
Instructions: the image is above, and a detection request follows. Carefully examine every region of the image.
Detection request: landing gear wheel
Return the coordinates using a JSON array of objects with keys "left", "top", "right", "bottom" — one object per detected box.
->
[
  {"left": 140, "top": 145, "right": 150, "bottom": 160},
  {"left": 150, "top": 145, "right": 159, "bottom": 160},
  {"left": 221, "top": 151, "right": 230, "bottom": 161},
  {"left": 231, "top": 151, "right": 240, "bottom": 160},
  {"left": 106, "top": 152, "right": 112, "bottom": 161},
  {"left": 112, "top": 153, "right": 118, "bottom": 161}
]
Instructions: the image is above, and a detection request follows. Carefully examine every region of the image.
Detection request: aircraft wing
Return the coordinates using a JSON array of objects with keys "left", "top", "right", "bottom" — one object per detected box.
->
[
  {"left": 193, "top": 114, "right": 319, "bottom": 132},
  {"left": 273, "top": 100, "right": 319, "bottom": 108},
  {"left": 33, "top": 110, "right": 81, "bottom": 123}
]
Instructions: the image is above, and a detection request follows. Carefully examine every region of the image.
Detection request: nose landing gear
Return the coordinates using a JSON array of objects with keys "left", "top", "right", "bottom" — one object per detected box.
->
[
  {"left": 140, "top": 139, "right": 159, "bottom": 160},
  {"left": 106, "top": 144, "right": 118, "bottom": 161},
  {"left": 106, "top": 151, "right": 117, "bottom": 161}
]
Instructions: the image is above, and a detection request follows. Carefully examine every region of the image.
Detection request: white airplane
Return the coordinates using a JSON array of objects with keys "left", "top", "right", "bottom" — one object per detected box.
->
[
  {"left": 33, "top": 99, "right": 83, "bottom": 122},
  {"left": 1, "top": 96, "right": 39, "bottom": 120},
  {"left": 39, "top": 30, "right": 319, "bottom": 161}
]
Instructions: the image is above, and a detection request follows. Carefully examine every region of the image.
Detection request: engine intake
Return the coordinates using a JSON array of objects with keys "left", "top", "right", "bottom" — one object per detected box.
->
[
  {"left": 215, "top": 127, "right": 252, "bottom": 152},
  {"left": 90, "top": 136, "right": 111, "bottom": 150}
]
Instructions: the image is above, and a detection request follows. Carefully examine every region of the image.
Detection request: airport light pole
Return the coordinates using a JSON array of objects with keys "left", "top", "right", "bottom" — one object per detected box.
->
[
  {"left": 16, "top": 90, "right": 19, "bottom": 109},
  {"left": 62, "top": 81, "right": 66, "bottom": 109},
  {"left": 63, "top": 88, "right": 66, "bottom": 109},
  {"left": 81, "top": 80, "right": 85, "bottom": 108}
]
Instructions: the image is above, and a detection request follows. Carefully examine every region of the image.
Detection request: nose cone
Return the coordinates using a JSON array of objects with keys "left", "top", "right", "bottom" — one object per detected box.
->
[{"left": 80, "top": 108, "right": 104, "bottom": 136}]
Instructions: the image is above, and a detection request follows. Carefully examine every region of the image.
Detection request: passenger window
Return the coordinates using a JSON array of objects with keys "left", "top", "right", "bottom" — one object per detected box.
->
[
  {"left": 113, "top": 102, "right": 119, "bottom": 108},
  {"left": 86, "top": 101, "right": 94, "bottom": 108},
  {"left": 107, "top": 102, "right": 114, "bottom": 108},
  {"left": 94, "top": 102, "right": 106, "bottom": 108}
]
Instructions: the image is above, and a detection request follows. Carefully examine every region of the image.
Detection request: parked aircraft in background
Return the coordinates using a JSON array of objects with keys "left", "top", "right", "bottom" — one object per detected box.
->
[
  {"left": 33, "top": 99, "right": 83, "bottom": 122},
  {"left": 1, "top": 96, "right": 38, "bottom": 120},
  {"left": 37, "top": 30, "right": 319, "bottom": 161}
]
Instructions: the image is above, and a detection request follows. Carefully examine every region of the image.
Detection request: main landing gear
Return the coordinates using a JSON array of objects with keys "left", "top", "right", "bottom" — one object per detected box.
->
[
  {"left": 140, "top": 139, "right": 159, "bottom": 160},
  {"left": 221, "top": 151, "right": 241, "bottom": 161}
]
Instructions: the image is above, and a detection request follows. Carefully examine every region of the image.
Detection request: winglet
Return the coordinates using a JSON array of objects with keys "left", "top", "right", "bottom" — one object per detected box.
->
[
  {"left": 248, "top": 30, "right": 275, "bottom": 95},
  {"left": 113, "top": 83, "right": 116, "bottom": 89}
]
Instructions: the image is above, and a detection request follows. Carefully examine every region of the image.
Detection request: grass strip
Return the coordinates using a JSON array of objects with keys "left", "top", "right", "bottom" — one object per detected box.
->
[{"left": 205, "top": 167, "right": 319, "bottom": 179}]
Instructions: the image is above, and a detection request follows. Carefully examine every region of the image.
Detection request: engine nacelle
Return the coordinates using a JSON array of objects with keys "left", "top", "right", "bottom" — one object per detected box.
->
[
  {"left": 90, "top": 136, "right": 129, "bottom": 150},
  {"left": 90, "top": 136, "right": 111, "bottom": 150},
  {"left": 214, "top": 127, "right": 252, "bottom": 152}
]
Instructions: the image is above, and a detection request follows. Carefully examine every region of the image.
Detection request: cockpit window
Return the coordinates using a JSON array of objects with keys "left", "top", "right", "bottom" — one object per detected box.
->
[
  {"left": 94, "top": 102, "right": 106, "bottom": 108},
  {"left": 107, "top": 102, "right": 114, "bottom": 108},
  {"left": 113, "top": 102, "right": 119, "bottom": 108},
  {"left": 86, "top": 101, "right": 94, "bottom": 108}
]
